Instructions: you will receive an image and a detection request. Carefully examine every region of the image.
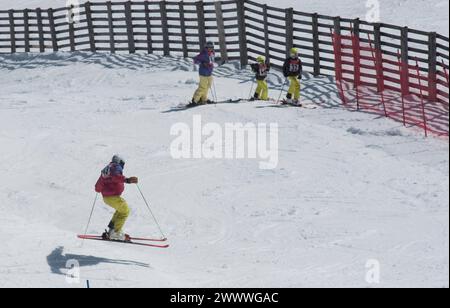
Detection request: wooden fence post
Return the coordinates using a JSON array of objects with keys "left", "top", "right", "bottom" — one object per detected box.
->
[
  {"left": 36, "top": 8, "right": 45, "bottom": 52},
  {"left": 263, "top": 5, "right": 270, "bottom": 61},
  {"left": 8, "top": 10, "right": 15, "bottom": 53},
  {"left": 353, "top": 18, "right": 361, "bottom": 89},
  {"left": 236, "top": 0, "right": 248, "bottom": 67},
  {"left": 428, "top": 31, "right": 438, "bottom": 101},
  {"left": 333, "top": 16, "right": 341, "bottom": 36},
  {"left": 333, "top": 16, "right": 346, "bottom": 104},
  {"left": 400, "top": 26, "right": 409, "bottom": 95},
  {"left": 196, "top": 1, "right": 206, "bottom": 49},
  {"left": 333, "top": 16, "right": 341, "bottom": 58},
  {"left": 85, "top": 1, "right": 96, "bottom": 52},
  {"left": 144, "top": 1, "right": 153, "bottom": 54},
  {"left": 125, "top": 1, "right": 135, "bottom": 53},
  {"left": 312, "top": 13, "right": 320, "bottom": 76},
  {"left": 23, "top": 9, "right": 30, "bottom": 52},
  {"left": 160, "top": 0, "right": 170, "bottom": 56},
  {"left": 48, "top": 8, "right": 58, "bottom": 51},
  {"left": 285, "top": 8, "right": 294, "bottom": 57},
  {"left": 215, "top": 1, "right": 228, "bottom": 63},
  {"left": 353, "top": 18, "right": 360, "bottom": 37},
  {"left": 373, "top": 23, "right": 384, "bottom": 92},
  {"left": 179, "top": 1, "right": 188, "bottom": 58},
  {"left": 68, "top": 5, "right": 76, "bottom": 52},
  {"left": 107, "top": 1, "right": 115, "bottom": 53}
]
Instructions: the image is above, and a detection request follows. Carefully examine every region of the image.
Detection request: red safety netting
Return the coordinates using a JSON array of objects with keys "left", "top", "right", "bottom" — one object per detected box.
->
[{"left": 332, "top": 31, "right": 449, "bottom": 137}]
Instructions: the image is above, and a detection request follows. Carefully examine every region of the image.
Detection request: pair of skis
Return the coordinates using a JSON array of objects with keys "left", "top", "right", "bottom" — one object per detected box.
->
[
  {"left": 78, "top": 234, "right": 169, "bottom": 249},
  {"left": 173, "top": 99, "right": 242, "bottom": 110},
  {"left": 277, "top": 99, "right": 318, "bottom": 109},
  {"left": 172, "top": 98, "right": 317, "bottom": 111}
]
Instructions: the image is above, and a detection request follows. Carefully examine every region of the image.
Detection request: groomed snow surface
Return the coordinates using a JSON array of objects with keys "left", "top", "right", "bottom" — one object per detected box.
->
[{"left": 0, "top": 52, "right": 448, "bottom": 288}]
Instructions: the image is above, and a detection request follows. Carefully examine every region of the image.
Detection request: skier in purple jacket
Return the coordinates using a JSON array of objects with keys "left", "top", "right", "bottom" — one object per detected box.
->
[{"left": 191, "top": 41, "right": 215, "bottom": 105}]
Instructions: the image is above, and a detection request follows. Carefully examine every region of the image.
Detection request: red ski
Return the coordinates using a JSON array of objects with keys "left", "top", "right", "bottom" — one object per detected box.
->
[
  {"left": 80, "top": 234, "right": 167, "bottom": 242},
  {"left": 77, "top": 235, "right": 169, "bottom": 248}
]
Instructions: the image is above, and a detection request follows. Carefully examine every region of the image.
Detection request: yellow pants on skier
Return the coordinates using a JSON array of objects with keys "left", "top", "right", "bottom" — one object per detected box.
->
[
  {"left": 255, "top": 80, "right": 269, "bottom": 100},
  {"left": 288, "top": 76, "right": 301, "bottom": 100},
  {"left": 104, "top": 196, "right": 130, "bottom": 232},
  {"left": 193, "top": 76, "right": 213, "bottom": 104}
]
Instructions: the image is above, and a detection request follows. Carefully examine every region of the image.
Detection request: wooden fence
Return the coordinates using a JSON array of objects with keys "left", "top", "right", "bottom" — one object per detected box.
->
[{"left": 0, "top": 0, "right": 448, "bottom": 103}]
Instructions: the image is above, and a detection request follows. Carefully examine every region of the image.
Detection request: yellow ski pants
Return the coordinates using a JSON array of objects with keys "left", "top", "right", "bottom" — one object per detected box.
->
[
  {"left": 255, "top": 80, "right": 269, "bottom": 100},
  {"left": 193, "top": 76, "right": 213, "bottom": 104},
  {"left": 288, "top": 76, "right": 301, "bottom": 100},
  {"left": 103, "top": 196, "right": 130, "bottom": 232}
]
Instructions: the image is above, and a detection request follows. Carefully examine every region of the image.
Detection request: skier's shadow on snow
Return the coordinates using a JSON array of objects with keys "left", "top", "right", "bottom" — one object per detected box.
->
[
  {"left": 161, "top": 106, "right": 192, "bottom": 113},
  {"left": 47, "top": 246, "right": 150, "bottom": 275}
]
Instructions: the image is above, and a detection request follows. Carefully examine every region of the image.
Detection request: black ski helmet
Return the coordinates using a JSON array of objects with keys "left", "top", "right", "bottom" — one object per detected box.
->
[
  {"left": 206, "top": 41, "right": 215, "bottom": 49},
  {"left": 112, "top": 154, "right": 125, "bottom": 167}
]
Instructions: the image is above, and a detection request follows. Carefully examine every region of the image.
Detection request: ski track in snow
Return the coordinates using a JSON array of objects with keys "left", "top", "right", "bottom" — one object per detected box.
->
[{"left": 0, "top": 52, "right": 448, "bottom": 288}]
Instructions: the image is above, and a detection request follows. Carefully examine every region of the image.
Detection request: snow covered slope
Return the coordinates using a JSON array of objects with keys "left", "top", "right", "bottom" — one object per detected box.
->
[
  {"left": 1, "top": 0, "right": 448, "bottom": 35},
  {"left": 0, "top": 52, "right": 448, "bottom": 287}
]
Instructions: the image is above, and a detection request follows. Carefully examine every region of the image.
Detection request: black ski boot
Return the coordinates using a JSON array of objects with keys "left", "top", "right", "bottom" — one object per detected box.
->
[
  {"left": 102, "top": 229, "right": 110, "bottom": 240},
  {"left": 187, "top": 99, "right": 199, "bottom": 108},
  {"left": 282, "top": 93, "right": 293, "bottom": 105},
  {"left": 101, "top": 221, "right": 115, "bottom": 240},
  {"left": 293, "top": 99, "right": 302, "bottom": 107},
  {"left": 250, "top": 93, "right": 259, "bottom": 101}
]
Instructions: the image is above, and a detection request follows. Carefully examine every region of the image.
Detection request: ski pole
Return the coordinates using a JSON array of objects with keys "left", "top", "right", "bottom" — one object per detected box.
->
[
  {"left": 208, "top": 77, "right": 218, "bottom": 105},
  {"left": 277, "top": 79, "right": 288, "bottom": 104},
  {"left": 212, "top": 78, "right": 219, "bottom": 104},
  {"left": 136, "top": 183, "right": 167, "bottom": 240},
  {"left": 209, "top": 83, "right": 216, "bottom": 104},
  {"left": 82, "top": 193, "right": 99, "bottom": 242},
  {"left": 248, "top": 78, "right": 256, "bottom": 100}
]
